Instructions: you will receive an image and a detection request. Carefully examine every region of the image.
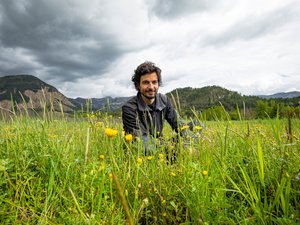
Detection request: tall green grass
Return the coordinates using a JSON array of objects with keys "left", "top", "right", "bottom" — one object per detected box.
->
[{"left": 0, "top": 111, "right": 299, "bottom": 224}]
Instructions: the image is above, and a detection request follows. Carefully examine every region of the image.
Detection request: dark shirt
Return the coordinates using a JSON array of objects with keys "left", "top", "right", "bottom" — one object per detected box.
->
[{"left": 122, "top": 92, "right": 179, "bottom": 142}]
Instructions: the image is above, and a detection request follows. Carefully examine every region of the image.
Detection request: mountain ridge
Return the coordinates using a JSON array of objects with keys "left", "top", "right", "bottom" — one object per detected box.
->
[
  {"left": 1, "top": 75, "right": 300, "bottom": 116},
  {"left": 257, "top": 91, "right": 300, "bottom": 99},
  {"left": 0, "top": 75, "right": 75, "bottom": 115}
]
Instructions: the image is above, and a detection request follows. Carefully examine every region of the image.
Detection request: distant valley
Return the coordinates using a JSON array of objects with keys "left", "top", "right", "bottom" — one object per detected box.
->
[{"left": 1, "top": 75, "right": 300, "bottom": 117}]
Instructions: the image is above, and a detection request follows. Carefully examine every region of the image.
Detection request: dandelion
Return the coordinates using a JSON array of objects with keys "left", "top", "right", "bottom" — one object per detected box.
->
[
  {"left": 137, "top": 157, "right": 143, "bottom": 165},
  {"left": 147, "top": 156, "right": 153, "bottom": 161},
  {"left": 180, "top": 125, "right": 189, "bottom": 131},
  {"left": 194, "top": 125, "right": 202, "bottom": 131},
  {"left": 202, "top": 170, "right": 208, "bottom": 176},
  {"left": 170, "top": 172, "right": 176, "bottom": 177},
  {"left": 99, "top": 154, "right": 105, "bottom": 160},
  {"left": 105, "top": 128, "right": 118, "bottom": 138},
  {"left": 99, "top": 163, "right": 105, "bottom": 171},
  {"left": 125, "top": 133, "right": 133, "bottom": 143},
  {"left": 159, "top": 153, "right": 164, "bottom": 162},
  {"left": 109, "top": 173, "right": 113, "bottom": 179}
]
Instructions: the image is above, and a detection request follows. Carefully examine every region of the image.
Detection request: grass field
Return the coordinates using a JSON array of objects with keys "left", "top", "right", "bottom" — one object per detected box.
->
[{"left": 0, "top": 113, "right": 299, "bottom": 224}]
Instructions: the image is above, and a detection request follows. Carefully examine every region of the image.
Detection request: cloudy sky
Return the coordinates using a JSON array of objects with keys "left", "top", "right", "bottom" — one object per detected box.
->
[{"left": 0, "top": 0, "right": 299, "bottom": 98}]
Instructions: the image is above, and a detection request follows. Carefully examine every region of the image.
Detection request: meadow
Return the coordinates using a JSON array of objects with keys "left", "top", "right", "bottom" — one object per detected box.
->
[{"left": 0, "top": 111, "right": 299, "bottom": 224}]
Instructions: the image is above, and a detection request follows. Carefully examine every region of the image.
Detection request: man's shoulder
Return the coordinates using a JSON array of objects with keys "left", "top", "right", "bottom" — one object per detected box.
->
[
  {"left": 122, "top": 95, "right": 138, "bottom": 110},
  {"left": 158, "top": 93, "right": 169, "bottom": 104}
]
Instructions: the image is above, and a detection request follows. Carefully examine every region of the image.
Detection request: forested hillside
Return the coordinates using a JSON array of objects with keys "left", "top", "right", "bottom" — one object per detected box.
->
[{"left": 166, "top": 86, "right": 300, "bottom": 120}]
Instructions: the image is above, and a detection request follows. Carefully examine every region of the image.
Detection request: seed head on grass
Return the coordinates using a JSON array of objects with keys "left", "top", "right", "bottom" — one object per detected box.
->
[{"left": 96, "top": 121, "right": 103, "bottom": 127}]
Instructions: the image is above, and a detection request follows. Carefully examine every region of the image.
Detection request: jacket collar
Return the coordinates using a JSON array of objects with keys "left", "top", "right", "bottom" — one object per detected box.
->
[{"left": 137, "top": 92, "right": 166, "bottom": 111}]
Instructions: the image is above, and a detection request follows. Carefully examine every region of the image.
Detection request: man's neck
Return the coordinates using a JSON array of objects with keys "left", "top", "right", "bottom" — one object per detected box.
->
[{"left": 141, "top": 94, "right": 155, "bottom": 105}]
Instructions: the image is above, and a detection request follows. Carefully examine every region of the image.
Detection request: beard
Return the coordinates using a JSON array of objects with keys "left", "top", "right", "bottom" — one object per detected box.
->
[{"left": 142, "top": 89, "right": 157, "bottom": 100}]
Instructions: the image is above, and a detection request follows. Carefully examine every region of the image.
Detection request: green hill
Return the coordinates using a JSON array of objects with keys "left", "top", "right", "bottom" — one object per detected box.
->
[
  {"left": 166, "top": 86, "right": 299, "bottom": 119},
  {"left": 167, "top": 86, "right": 258, "bottom": 111}
]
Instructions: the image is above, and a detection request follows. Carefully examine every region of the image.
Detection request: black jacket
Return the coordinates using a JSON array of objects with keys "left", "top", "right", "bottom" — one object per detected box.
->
[{"left": 122, "top": 92, "right": 179, "bottom": 142}]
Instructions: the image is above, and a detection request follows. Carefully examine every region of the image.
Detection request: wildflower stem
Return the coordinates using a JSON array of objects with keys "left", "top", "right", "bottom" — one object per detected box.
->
[
  {"left": 85, "top": 127, "right": 89, "bottom": 164},
  {"left": 112, "top": 172, "right": 134, "bottom": 225},
  {"left": 69, "top": 187, "right": 89, "bottom": 222}
]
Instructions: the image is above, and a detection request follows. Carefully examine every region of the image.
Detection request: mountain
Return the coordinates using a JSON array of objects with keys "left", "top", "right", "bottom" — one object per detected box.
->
[
  {"left": 1, "top": 75, "right": 299, "bottom": 119},
  {"left": 70, "top": 96, "right": 131, "bottom": 112},
  {"left": 257, "top": 91, "right": 300, "bottom": 99},
  {"left": 167, "top": 85, "right": 260, "bottom": 110},
  {"left": 0, "top": 75, "right": 75, "bottom": 115}
]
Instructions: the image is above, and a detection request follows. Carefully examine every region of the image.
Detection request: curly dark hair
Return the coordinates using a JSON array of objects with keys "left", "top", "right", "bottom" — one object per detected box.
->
[{"left": 131, "top": 61, "right": 162, "bottom": 91}]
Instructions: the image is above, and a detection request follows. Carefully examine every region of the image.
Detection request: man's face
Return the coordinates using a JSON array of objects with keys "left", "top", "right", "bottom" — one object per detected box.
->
[{"left": 139, "top": 72, "right": 159, "bottom": 102}]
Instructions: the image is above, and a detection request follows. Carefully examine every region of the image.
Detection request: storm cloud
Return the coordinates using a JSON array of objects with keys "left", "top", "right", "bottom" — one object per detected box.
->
[{"left": 0, "top": 0, "right": 299, "bottom": 98}]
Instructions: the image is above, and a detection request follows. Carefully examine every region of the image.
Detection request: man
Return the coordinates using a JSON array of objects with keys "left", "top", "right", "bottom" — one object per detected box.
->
[{"left": 122, "top": 61, "right": 180, "bottom": 154}]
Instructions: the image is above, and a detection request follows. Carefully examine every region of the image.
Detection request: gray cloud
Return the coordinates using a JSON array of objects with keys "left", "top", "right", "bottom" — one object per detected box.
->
[
  {"left": 203, "top": 1, "right": 300, "bottom": 46},
  {"left": 0, "top": 0, "right": 126, "bottom": 82},
  {"left": 146, "top": 0, "right": 216, "bottom": 19},
  {"left": 0, "top": 0, "right": 299, "bottom": 98}
]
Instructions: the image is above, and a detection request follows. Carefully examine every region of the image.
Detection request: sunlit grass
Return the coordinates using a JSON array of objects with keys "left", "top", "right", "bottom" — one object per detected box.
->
[{"left": 0, "top": 113, "right": 299, "bottom": 224}]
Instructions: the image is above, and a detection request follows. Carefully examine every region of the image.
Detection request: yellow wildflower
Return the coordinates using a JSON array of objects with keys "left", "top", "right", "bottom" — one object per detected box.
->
[
  {"left": 125, "top": 133, "right": 133, "bottom": 143},
  {"left": 99, "top": 163, "right": 105, "bottom": 171},
  {"left": 194, "top": 125, "right": 202, "bottom": 131},
  {"left": 202, "top": 170, "right": 208, "bottom": 176},
  {"left": 147, "top": 156, "right": 153, "bottom": 161},
  {"left": 137, "top": 157, "right": 143, "bottom": 165},
  {"left": 180, "top": 125, "right": 189, "bottom": 131},
  {"left": 99, "top": 154, "right": 105, "bottom": 160},
  {"left": 96, "top": 122, "right": 103, "bottom": 127},
  {"left": 170, "top": 172, "right": 176, "bottom": 177},
  {"left": 105, "top": 128, "right": 118, "bottom": 138},
  {"left": 159, "top": 154, "right": 164, "bottom": 162},
  {"left": 87, "top": 113, "right": 95, "bottom": 118},
  {"left": 109, "top": 173, "right": 113, "bottom": 179}
]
